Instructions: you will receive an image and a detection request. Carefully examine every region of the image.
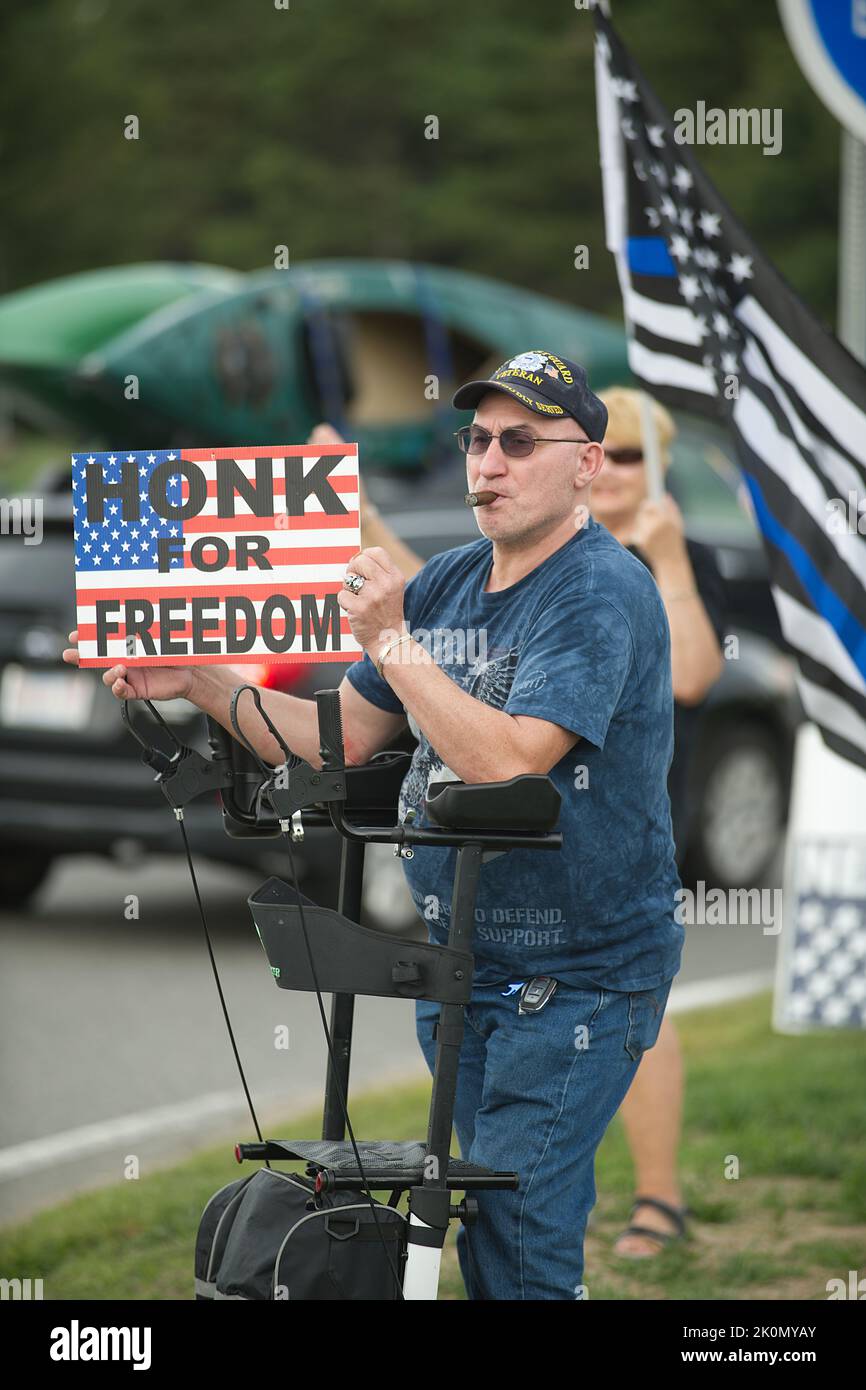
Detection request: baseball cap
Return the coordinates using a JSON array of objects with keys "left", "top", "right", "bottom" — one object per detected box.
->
[{"left": 452, "top": 351, "right": 608, "bottom": 442}]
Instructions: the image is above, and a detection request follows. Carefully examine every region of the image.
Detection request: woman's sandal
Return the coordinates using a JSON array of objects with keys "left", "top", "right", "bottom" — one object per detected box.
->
[{"left": 614, "top": 1195, "right": 689, "bottom": 1258}]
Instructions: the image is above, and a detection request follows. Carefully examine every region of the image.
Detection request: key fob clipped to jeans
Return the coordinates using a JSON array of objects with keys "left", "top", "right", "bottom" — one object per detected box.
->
[{"left": 518, "top": 976, "right": 558, "bottom": 1015}]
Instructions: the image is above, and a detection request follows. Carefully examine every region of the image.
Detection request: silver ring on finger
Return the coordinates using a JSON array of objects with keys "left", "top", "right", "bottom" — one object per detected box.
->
[{"left": 343, "top": 572, "right": 365, "bottom": 594}]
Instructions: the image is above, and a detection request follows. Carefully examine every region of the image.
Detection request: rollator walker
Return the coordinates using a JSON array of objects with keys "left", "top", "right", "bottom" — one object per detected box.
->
[{"left": 123, "top": 686, "right": 562, "bottom": 1300}]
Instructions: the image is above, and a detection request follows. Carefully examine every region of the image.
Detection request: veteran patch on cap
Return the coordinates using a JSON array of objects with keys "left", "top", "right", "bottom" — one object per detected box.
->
[{"left": 452, "top": 351, "right": 608, "bottom": 441}]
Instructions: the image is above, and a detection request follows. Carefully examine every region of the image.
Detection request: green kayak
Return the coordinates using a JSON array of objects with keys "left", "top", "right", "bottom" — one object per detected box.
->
[
  {"left": 74, "top": 259, "right": 631, "bottom": 466},
  {"left": 0, "top": 263, "right": 241, "bottom": 430},
  {"left": 0, "top": 259, "right": 631, "bottom": 465}
]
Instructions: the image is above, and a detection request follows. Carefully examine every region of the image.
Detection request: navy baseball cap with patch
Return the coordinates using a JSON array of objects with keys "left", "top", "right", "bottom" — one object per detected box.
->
[{"left": 452, "top": 350, "right": 608, "bottom": 441}]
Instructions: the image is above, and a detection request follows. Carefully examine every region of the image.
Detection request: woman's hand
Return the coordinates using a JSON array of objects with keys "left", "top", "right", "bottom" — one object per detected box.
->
[
  {"left": 63, "top": 631, "right": 196, "bottom": 702},
  {"left": 308, "top": 421, "right": 378, "bottom": 518},
  {"left": 308, "top": 420, "right": 425, "bottom": 581},
  {"left": 627, "top": 494, "right": 687, "bottom": 569}
]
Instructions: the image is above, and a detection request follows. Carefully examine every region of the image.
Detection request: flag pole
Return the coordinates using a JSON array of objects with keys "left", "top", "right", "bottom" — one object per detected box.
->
[
  {"left": 838, "top": 127, "right": 866, "bottom": 364},
  {"left": 639, "top": 391, "right": 665, "bottom": 501},
  {"left": 596, "top": 0, "right": 664, "bottom": 500},
  {"left": 777, "top": 127, "right": 866, "bottom": 1033}
]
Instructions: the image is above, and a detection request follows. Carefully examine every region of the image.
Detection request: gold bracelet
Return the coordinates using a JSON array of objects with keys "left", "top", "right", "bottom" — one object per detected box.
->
[{"left": 376, "top": 632, "right": 415, "bottom": 677}]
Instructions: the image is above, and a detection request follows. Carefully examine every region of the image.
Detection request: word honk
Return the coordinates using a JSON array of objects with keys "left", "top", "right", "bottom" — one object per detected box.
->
[
  {"left": 83, "top": 454, "right": 348, "bottom": 524},
  {"left": 50, "top": 1319, "right": 152, "bottom": 1370}
]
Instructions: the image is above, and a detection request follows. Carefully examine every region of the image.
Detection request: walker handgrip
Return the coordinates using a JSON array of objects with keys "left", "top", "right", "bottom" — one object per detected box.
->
[{"left": 316, "top": 689, "right": 345, "bottom": 769}]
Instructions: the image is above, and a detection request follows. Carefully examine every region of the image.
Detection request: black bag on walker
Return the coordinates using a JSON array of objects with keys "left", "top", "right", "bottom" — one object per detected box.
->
[{"left": 195, "top": 1166, "right": 407, "bottom": 1300}]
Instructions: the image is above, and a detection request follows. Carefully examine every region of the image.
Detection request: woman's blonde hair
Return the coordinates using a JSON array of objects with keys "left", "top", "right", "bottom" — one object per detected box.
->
[{"left": 597, "top": 387, "right": 677, "bottom": 466}]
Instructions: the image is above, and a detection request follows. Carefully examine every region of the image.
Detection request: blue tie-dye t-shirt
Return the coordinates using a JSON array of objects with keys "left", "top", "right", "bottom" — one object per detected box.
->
[{"left": 346, "top": 517, "right": 683, "bottom": 991}]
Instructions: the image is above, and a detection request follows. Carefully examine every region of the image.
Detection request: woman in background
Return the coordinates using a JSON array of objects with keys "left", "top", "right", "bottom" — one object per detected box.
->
[
  {"left": 310, "top": 389, "right": 727, "bottom": 1258},
  {"left": 589, "top": 388, "right": 725, "bottom": 1257}
]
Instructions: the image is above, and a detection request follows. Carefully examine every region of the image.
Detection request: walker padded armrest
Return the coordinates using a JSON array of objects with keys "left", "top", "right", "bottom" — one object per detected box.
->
[{"left": 425, "top": 775, "right": 561, "bottom": 832}]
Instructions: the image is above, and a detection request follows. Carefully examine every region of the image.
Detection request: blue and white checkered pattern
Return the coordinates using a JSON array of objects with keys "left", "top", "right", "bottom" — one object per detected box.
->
[{"left": 779, "top": 886, "right": 866, "bottom": 1029}]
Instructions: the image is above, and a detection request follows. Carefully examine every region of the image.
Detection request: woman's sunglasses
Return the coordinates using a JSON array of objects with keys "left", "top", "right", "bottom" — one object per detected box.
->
[
  {"left": 604, "top": 447, "right": 645, "bottom": 465},
  {"left": 455, "top": 424, "right": 590, "bottom": 459}
]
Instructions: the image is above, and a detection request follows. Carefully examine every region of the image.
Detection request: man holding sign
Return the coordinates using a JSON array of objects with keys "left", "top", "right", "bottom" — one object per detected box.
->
[{"left": 64, "top": 352, "right": 683, "bottom": 1301}]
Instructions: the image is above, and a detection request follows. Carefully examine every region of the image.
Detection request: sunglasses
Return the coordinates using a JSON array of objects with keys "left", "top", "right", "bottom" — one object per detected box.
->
[
  {"left": 455, "top": 424, "right": 590, "bottom": 459},
  {"left": 604, "top": 447, "right": 645, "bottom": 465}
]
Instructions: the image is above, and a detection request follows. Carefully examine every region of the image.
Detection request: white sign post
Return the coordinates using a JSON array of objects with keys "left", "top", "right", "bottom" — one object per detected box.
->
[
  {"left": 773, "top": 725, "right": 866, "bottom": 1033},
  {"left": 775, "top": 2, "right": 866, "bottom": 1033}
]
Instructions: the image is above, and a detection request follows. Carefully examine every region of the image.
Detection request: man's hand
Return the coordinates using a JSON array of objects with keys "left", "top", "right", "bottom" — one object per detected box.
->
[
  {"left": 337, "top": 548, "right": 408, "bottom": 659},
  {"left": 627, "top": 494, "right": 687, "bottom": 570},
  {"left": 63, "top": 630, "right": 197, "bottom": 702}
]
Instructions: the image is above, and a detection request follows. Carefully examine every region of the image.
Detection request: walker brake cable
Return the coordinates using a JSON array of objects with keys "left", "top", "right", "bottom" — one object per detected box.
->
[{"left": 120, "top": 697, "right": 270, "bottom": 1164}]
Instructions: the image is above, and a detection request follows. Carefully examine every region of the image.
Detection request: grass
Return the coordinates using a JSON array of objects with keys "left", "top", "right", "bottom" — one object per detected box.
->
[{"left": 1, "top": 993, "right": 863, "bottom": 1301}]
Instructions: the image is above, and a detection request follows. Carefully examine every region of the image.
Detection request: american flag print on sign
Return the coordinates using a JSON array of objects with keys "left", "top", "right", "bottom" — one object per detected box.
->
[
  {"left": 594, "top": 8, "right": 866, "bottom": 771},
  {"left": 72, "top": 444, "right": 363, "bottom": 667}
]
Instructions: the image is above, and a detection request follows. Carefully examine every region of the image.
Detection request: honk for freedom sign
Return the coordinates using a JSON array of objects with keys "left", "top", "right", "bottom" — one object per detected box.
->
[{"left": 72, "top": 444, "right": 362, "bottom": 667}]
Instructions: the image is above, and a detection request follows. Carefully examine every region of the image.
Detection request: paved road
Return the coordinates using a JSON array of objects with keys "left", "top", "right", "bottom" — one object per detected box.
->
[{"left": 0, "top": 851, "right": 780, "bottom": 1225}]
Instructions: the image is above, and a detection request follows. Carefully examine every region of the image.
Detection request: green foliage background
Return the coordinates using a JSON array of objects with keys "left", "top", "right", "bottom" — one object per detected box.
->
[{"left": 0, "top": 0, "right": 841, "bottom": 326}]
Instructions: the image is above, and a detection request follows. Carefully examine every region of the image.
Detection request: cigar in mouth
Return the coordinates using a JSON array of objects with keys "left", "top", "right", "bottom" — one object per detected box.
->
[{"left": 464, "top": 490, "right": 499, "bottom": 507}]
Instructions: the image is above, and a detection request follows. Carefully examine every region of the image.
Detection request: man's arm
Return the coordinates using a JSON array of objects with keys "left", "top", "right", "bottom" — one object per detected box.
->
[
  {"left": 339, "top": 543, "right": 582, "bottom": 782},
  {"left": 189, "top": 664, "right": 408, "bottom": 768},
  {"left": 377, "top": 644, "right": 578, "bottom": 780}
]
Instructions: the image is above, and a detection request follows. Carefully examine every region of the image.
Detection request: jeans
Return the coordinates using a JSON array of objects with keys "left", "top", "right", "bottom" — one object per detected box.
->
[{"left": 415, "top": 976, "right": 672, "bottom": 1300}]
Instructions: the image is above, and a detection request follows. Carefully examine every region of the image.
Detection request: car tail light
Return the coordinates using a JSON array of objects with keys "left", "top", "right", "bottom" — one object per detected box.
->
[{"left": 234, "top": 663, "right": 309, "bottom": 693}]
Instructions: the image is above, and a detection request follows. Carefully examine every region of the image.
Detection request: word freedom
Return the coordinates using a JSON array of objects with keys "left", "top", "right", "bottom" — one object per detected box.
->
[{"left": 94, "top": 593, "right": 340, "bottom": 658}]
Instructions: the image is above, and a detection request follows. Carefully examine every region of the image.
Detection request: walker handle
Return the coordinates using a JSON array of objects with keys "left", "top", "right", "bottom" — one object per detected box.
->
[{"left": 316, "top": 688, "right": 345, "bottom": 770}]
